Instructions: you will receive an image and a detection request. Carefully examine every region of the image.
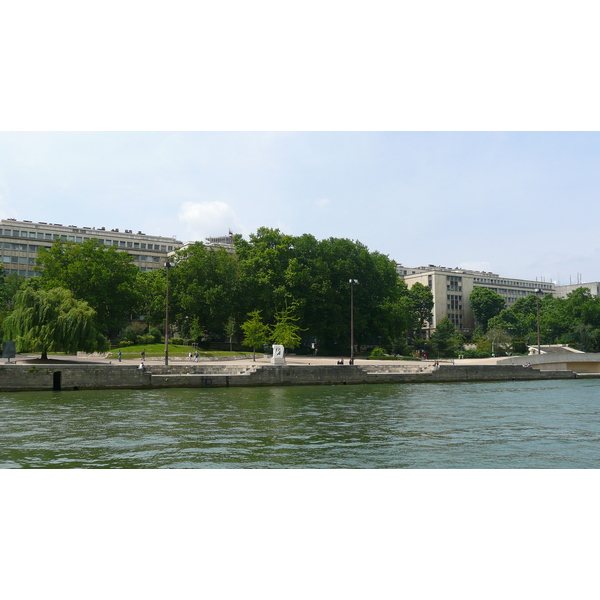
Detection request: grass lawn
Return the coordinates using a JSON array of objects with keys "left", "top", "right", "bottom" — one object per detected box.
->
[{"left": 107, "top": 343, "right": 253, "bottom": 359}]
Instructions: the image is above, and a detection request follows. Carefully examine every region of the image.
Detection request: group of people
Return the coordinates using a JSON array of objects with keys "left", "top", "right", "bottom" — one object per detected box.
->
[
  {"left": 188, "top": 351, "right": 199, "bottom": 362},
  {"left": 336, "top": 358, "right": 354, "bottom": 365}
]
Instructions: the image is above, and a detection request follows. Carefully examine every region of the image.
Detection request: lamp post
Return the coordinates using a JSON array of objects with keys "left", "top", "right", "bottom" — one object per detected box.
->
[
  {"left": 349, "top": 279, "right": 358, "bottom": 363},
  {"left": 534, "top": 288, "right": 542, "bottom": 356},
  {"left": 165, "top": 259, "right": 172, "bottom": 365}
]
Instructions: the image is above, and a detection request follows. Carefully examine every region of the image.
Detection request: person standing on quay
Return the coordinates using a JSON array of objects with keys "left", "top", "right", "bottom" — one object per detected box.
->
[
  {"left": 118, "top": 350, "right": 122, "bottom": 362},
  {"left": 141, "top": 349, "right": 145, "bottom": 362}
]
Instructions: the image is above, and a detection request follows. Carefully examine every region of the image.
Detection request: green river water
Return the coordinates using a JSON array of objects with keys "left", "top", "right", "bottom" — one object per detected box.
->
[{"left": 1, "top": 379, "right": 599, "bottom": 468}]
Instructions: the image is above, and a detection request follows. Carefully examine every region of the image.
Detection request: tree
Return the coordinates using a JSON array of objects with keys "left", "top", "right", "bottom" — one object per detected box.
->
[
  {"left": 168, "top": 242, "right": 241, "bottom": 341},
  {"left": 3, "top": 287, "right": 108, "bottom": 359},
  {"left": 241, "top": 310, "right": 271, "bottom": 361},
  {"left": 36, "top": 239, "right": 141, "bottom": 336},
  {"left": 225, "top": 317, "right": 236, "bottom": 351},
  {"left": 470, "top": 287, "right": 506, "bottom": 331},
  {"left": 430, "top": 317, "right": 463, "bottom": 358},
  {"left": 271, "top": 307, "right": 303, "bottom": 349},
  {"left": 408, "top": 282, "right": 434, "bottom": 333}
]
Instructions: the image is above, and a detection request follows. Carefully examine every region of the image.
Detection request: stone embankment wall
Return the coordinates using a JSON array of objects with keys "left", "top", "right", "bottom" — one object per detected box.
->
[
  {"left": 0, "top": 365, "right": 151, "bottom": 392},
  {"left": 0, "top": 362, "right": 576, "bottom": 392}
]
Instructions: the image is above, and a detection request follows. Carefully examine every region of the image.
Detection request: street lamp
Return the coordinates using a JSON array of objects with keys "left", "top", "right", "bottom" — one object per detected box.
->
[
  {"left": 534, "top": 288, "right": 542, "bottom": 356},
  {"left": 349, "top": 279, "right": 358, "bottom": 364},
  {"left": 165, "top": 259, "right": 173, "bottom": 365}
]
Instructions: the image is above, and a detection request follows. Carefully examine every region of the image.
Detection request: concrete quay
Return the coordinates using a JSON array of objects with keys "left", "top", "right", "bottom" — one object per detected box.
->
[{"left": 0, "top": 354, "right": 577, "bottom": 392}]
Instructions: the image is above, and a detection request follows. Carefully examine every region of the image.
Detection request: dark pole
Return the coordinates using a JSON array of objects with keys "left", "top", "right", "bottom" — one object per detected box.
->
[
  {"left": 535, "top": 288, "right": 541, "bottom": 356},
  {"left": 349, "top": 279, "right": 358, "bottom": 363},
  {"left": 165, "top": 260, "right": 171, "bottom": 366}
]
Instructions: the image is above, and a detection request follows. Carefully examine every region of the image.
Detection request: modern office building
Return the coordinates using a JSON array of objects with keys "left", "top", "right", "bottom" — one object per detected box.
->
[
  {"left": 397, "top": 264, "right": 555, "bottom": 337},
  {"left": 0, "top": 218, "right": 183, "bottom": 278}
]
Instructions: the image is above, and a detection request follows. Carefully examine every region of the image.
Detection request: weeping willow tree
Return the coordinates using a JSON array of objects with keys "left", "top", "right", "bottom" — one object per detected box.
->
[{"left": 3, "top": 287, "right": 108, "bottom": 359}]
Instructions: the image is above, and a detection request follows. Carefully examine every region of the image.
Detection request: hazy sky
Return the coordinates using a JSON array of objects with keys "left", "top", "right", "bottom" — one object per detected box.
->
[{"left": 0, "top": 131, "right": 598, "bottom": 284}]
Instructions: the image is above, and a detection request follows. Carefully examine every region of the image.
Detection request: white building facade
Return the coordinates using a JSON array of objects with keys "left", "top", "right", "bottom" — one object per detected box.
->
[
  {"left": 397, "top": 264, "right": 555, "bottom": 336},
  {"left": 0, "top": 218, "right": 182, "bottom": 278}
]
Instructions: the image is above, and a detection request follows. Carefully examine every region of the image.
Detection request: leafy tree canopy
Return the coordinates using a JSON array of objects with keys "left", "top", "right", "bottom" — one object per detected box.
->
[
  {"left": 36, "top": 239, "right": 141, "bottom": 335},
  {"left": 470, "top": 287, "right": 506, "bottom": 331}
]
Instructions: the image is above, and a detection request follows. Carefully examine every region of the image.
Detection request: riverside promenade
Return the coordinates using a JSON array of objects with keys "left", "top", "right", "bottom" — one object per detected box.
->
[{"left": 0, "top": 353, "right": 577, "bottom": 392}]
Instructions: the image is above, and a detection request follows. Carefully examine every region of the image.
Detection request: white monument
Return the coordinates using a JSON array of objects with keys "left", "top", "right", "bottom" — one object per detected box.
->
[{"left": 271, "top": 344, "right": 286, "bottom": 365}]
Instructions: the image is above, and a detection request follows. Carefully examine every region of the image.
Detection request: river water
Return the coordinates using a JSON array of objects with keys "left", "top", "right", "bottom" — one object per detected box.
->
[{"left": 1, "top": 379, "right": 599, "bottom": 468}]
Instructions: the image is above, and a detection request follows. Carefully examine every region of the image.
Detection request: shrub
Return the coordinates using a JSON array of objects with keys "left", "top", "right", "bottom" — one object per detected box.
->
[
  {"left": 370, "top": 347, "right": 387, "bottom": 358},
  {"left": 148, "top": 327, "right": 162, "bottom": 343},
  {"left": 118, "top": 340, "right": 134, "bottom": 347},
  {"left": 169, "top": 337, "right": 184, "bottom": 345},
  {"left": 460, "top": 349, "right": 491, "bottom": 359},
  {"left": 118, "top": 326, "right": 138, "bottom": 344},
  {"left": 137, "top": 334, "right": 155, "bottom": 345}
]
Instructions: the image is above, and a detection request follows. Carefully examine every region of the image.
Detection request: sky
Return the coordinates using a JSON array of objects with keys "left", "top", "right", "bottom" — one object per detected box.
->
[{"left": 0, "top": 131, "right": 599, "bottom": 284}]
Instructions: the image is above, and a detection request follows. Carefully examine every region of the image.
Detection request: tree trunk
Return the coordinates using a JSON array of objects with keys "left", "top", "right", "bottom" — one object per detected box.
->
[{"left": 41, "top": 350, "right": 48, "bottom": 360}]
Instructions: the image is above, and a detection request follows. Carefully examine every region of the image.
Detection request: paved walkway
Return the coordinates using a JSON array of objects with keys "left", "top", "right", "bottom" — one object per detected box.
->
[{"left": 8, "top": 353, "right": 506, "bottom": 368}]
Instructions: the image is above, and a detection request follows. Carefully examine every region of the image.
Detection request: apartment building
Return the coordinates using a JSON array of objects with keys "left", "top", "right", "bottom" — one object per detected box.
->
[
  {"left": 397, "top": 264, "right": 555, "bottom": 336},
  {"left": 0, "top": 218, "right": 183, "bottom": 278}
]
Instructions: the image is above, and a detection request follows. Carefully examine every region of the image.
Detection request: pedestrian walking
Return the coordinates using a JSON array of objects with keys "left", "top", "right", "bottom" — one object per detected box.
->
[
  {"left": 141, "top": 350, "right": 145, "bottom": 362},
  {"left": 118, "top": 350, "right": 122, "bottom": 362},
  {"left": 194, "top": 350, "right": 199, "bottom": 362}
]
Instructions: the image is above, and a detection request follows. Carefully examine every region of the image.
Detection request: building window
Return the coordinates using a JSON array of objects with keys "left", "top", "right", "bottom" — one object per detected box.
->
[
  {"left": 76, "top": 237, "right": 82, "bottom": 243},
  {"left": 45, "top": 233, "right": 52, "bottom": 240},
  {"left": 29, "top": 232, "right": 36, "bottom": 238},
  {"left": 127, "top": 242, "right": 132, "bottom": 248},
  {"left": 12, "top": 230, "right": 19, "bottom": 237},
  {"left": 21, "top": 231, "right": 28, "bottom": 237},
  {"left": 37, "top": 233, "right": 44, "bottom": 239},
  {"left": 141, "top": 243, "right": 146, "bottom": 249}
]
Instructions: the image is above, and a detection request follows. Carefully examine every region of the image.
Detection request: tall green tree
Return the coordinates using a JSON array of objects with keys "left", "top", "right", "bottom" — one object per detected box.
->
[
  {"left": 169, "top": 242, "right": 241, "bottom": 341},
  {"left": 430, "top": 317, "right": 463, "bottom": 358},
  {"left": 408, "top": 282, "right": 434, "bottom": 333},
  {"left": 241, "top": 310, "right": 271, "bottom": 361},
  {"left": 271, "top": 307, "right": 303, "bottom": 349},
  {"left": 470, "top": 287, "right": 506, "bottom": 331},
  {"left": 3, "top": 287, "right": 107, "bottom": 359},
  {"left": 36, "top": 239, "right": 141, "bottom": 335}
]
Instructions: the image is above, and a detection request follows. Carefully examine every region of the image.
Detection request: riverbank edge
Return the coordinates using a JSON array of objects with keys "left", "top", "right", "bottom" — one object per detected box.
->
[{"left": 0, "top": 363, "right": 578, "bottom": 392}]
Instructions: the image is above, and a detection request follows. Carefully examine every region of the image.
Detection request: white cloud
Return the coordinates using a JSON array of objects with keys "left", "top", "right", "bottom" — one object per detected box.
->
[{"left": 178, "top": 201, "right": 242, "bottom": 242}]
